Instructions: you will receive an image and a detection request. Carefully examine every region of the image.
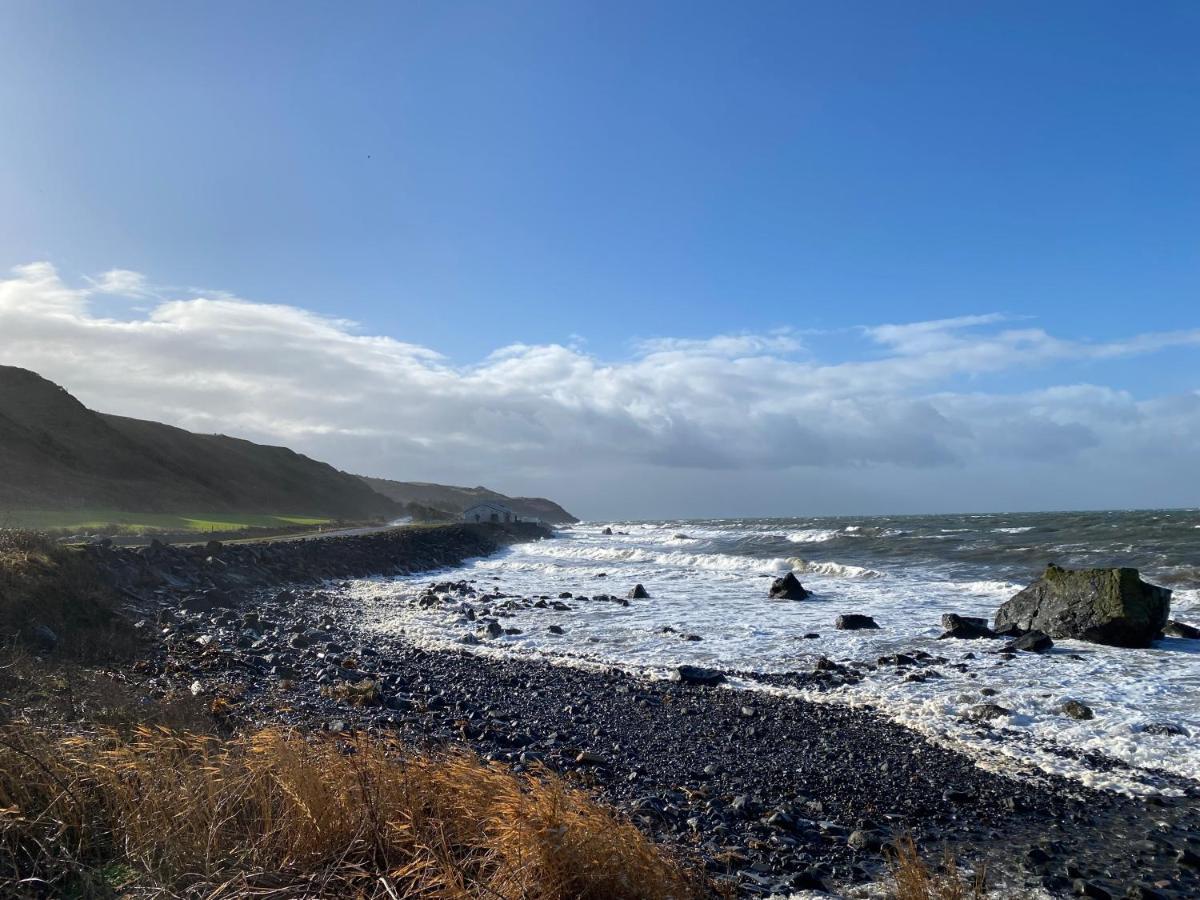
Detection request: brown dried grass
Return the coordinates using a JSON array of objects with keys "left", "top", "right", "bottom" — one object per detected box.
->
[
  {"left": 0, "top": 723, "right": 706, "bottom": 899},
  {"left": 887, "top": 833, "right": 987, "bottom": 900}
]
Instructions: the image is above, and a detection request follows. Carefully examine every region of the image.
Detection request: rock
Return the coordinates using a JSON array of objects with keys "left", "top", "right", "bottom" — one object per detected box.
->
[
  {"left": 1003, "top": 630, "right": 1054, "bottom": 653},
  {"left": 547, "top": 625, "right": 564, "bottom": 635},
  {"left": 205, "top": 539, "right": 223, "bottom": 555},
  {"left": 1163, "top": 619, "right": 1200, "bottom": 639},
  {"left": 1062, "top": 699, "right": 1094, "bottom": 720},
  {"left": 994, "top": 564, "right": 1170, "bottom": 648},
  {"left": 967, "top": 703, "right": 1011, "bottom": 722},
  {"left": 628, "top": 583, "right": 650, "bottom": 599},
  {"left": 674, "top": 665, "right": 726, "bottom": 687},
  {"left": 181, "top": 592, "right": 217, "bottom": 613},
  {"left": 1073, "top": 880, "right": 1117, "bottom": 899},
  {"left": 847, "top": 829, "right": 882, "bottom": 851},
  {"left": 939, "top": 614, "right": 996, "bottom": 640},
  {"left": 575, "top": 751, "right": 608, "bottom": 766},
  {"left": 769, "top": 572, "right": 811, "bottom": 600},
  {"left": 602, "top": 527, "right": 613, "bottom": 535},
  {"left": 484, "top": 621, "right": 504, "bottom": 639},
  {"left": 458, "top": 633, "right": 480, "bottom": 646},
  {"left": 26, "top": 623, "right": 58, "bottom": 653},
  {"left": 1139, "top": 722, "right": 1188, "bottom": 737},
  {"left": 835, "top": 614, "right": 879, "bottom": 630}
]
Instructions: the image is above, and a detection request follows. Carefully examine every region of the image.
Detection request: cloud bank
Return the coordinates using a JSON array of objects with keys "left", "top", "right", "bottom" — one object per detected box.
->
[{"left": 1, "top": 262, "right": 1197, "bottom": 517}]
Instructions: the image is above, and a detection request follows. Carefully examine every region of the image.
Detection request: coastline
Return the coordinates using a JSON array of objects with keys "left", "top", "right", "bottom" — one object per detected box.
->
[{"left": 83, "top": 526, "right": 1200, "bottom": 898}]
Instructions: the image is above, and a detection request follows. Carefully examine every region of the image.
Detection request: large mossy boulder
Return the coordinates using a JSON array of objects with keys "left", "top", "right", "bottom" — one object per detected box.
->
[{"left": 994, "top": 564, "right": 1170, "bottom": 648}]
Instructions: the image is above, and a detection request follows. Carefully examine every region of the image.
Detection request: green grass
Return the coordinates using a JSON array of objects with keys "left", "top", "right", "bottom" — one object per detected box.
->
[{"left": 0, "top": 509, "right": 333, "bottom": 534}]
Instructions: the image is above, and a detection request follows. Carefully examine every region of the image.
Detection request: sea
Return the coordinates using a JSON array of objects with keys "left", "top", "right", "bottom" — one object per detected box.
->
[{"left": 347, "top": 509, "right": 1200, "bottom": 795}]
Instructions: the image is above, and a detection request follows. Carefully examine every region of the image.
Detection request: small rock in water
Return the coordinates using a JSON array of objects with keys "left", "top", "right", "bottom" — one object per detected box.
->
[
  {"left": 601, "top": 527, "right": 613, "bottom": 536},
  {"left": 939, "top": 613, "right": 996, "bottom": 640},
  {"left": 1062, "top": 699, "right": 1094, "bottom": 720},
  {"left": 966, "top": 702, "right": 1011, "bottom": 722},
  {"left": 768, "top": 572, "right": 811, "bottom": 600},
  {"left": 1162, "top": 620, "right": 1200, "bottom": 639},
  {"left": 1003, "top": 630, "right": 1053, "bottom": 653},
  {"left": 628, "top": 583, "right": 650, "bottom": 599},
  {"left": 547, "top": 625, "right": 564, "bottom": 635},
  {"left": 835, "top": 614, "right": 879, "bottom": 630},
  {"left": 1139, "top": 722, "right": 1188, "bottom": 736}
]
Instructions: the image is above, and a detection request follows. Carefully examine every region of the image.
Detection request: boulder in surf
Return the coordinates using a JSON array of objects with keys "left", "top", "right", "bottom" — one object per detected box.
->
[
  {"left": 994, "top": 565, "right": 1170, "bottom": 649},
  {"left": 768, "top": 572, "right": 811, "bottom": 600}
]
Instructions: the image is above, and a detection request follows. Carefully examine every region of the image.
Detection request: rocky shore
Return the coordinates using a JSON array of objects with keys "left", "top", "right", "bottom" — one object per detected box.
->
[{"left": 92, "top": 527, "right": 1200, "bottom": 899}]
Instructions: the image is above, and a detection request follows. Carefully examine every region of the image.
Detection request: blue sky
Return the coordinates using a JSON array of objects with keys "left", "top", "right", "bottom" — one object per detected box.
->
[{"left": 1, "top": 2, "right": 1197, "bottom": 517}]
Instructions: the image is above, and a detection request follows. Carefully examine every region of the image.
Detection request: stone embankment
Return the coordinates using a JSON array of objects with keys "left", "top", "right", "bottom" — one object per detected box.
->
[{"left": 85, "top": 522, "right": 549, "bottom": 600}]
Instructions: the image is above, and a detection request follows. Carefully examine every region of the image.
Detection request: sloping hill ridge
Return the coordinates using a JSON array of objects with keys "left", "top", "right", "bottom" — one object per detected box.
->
[
  {"left": 361, "top": 476, "right": 578, "bottom": 525},
  {"left": 0, "top": 366, "right": 399, "bottom": 520}
]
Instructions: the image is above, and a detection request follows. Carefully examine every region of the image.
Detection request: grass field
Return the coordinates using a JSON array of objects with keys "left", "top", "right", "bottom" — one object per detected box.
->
[{"left": 0, "top": 508, "right": 334, "bottom": 533}]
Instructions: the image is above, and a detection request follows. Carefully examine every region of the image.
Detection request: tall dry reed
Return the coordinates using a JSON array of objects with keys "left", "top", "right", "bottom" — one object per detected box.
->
[{"left": 0, "top": 724, "right": 705, "bottom": 899}]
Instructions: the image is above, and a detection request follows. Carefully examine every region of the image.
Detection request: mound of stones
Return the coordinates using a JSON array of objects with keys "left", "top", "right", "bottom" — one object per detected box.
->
[{"left": 995, "top": 564, "right": 1170, "bottom": 648}]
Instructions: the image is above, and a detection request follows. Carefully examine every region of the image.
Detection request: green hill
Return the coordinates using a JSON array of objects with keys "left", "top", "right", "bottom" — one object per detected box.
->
[
  {"left": 0, "top": 366, "right": 399, "bottom": 522},
  {"left": 360, "top": 477, "right": 578, "bottom": 525}
]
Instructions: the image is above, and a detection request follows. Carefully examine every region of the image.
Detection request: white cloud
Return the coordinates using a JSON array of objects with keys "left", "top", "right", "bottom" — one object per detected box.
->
[
  {"left": 86, "top": 268, "right": 151, "bottom": 297},
  {"left": 0, "top": 262, "right": 1197, "bottom": 515}
]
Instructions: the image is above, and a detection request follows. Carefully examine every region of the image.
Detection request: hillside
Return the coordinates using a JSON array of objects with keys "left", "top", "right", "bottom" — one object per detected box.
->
[
  {"left": 361, "top": 476, "right": 578, "bottom": 525},
  {"left": 0, "top": 366, "right": 398, "bottom": 520}
]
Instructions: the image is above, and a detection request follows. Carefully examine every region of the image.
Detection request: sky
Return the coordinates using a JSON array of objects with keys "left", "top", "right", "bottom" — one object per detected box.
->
[{"left": 0, "top": 2, "right": 1197, "bottom": 519}]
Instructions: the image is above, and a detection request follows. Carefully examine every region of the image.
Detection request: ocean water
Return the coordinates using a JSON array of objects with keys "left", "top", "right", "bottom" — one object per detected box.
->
[{"left": 348, "top": 510, "right": 1200, "bottom": 794}]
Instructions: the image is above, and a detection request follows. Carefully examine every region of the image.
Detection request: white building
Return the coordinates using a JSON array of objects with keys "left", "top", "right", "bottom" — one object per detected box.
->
[{"left": 462, "top": 501, "right": 514, "bottom": 524}]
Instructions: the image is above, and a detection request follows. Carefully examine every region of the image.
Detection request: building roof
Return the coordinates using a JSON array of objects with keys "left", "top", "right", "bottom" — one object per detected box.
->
[{"left": 463, "top": 501, "right": 513, "bottom": 513}]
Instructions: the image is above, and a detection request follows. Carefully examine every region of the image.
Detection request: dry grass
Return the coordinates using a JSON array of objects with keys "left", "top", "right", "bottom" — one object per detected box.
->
[
  {"left": 887, "top": 834, "right": 987, "bottom": 900},
  {"left": 0, "top": 723, "right": 706, "bottom": 899},
  {"left": 320, "top": 679, "right": 383, "bottom": 707}
]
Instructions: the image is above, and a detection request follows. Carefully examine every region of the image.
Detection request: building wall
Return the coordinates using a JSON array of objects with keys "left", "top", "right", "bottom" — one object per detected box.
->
[{"left": 462, "top": 504, "right": 512, "bottom": 523}]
